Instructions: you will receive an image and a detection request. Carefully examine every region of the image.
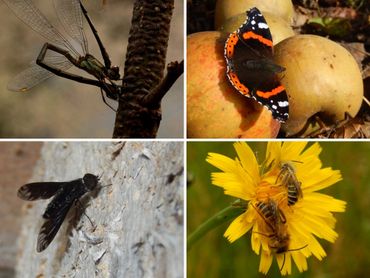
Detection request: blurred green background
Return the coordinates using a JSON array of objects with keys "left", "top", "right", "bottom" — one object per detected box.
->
[{"left": 187, "top": 142, "right": 370, "bottom": 277}]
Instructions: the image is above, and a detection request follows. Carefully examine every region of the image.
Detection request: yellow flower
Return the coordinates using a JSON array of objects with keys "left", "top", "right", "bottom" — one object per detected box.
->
[{"left": 206, "top": 142, "right": 346, "bottom": 275}]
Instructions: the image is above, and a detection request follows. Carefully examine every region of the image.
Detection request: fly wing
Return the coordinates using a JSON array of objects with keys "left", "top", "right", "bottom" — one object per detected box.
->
[
  {"left": 2, "top": 0, "right": 80, "bottom": 57},
  {"left": 53, "top": 0, "right": 88, "bottom": 54},
  {"left": 17, "top": 182, "right": 65, "bottom": 200},
  {"left": 7, "top": 55, "right": 73, "bottom": 92},
  {"left": 36, "top": 200, "right": 71, "bottom": 252}
]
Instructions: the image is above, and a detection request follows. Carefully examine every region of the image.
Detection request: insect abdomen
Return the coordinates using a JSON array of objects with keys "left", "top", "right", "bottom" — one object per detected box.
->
[{"left": 277, "top": 162, "right": 303, "bottom": 206}]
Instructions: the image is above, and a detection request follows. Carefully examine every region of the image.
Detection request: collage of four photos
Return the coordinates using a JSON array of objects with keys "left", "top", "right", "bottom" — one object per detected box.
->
[{"left": 0, "top": 0, "right": 369, "bottom": 277}]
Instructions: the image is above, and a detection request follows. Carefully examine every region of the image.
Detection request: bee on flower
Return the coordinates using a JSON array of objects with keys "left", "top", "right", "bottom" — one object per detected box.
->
[
  {"left": 276, "top": 161, "right": 303, "bottom": 206},
  {"left": 206, "top": 142, "right": 346, "bottom": 275}
]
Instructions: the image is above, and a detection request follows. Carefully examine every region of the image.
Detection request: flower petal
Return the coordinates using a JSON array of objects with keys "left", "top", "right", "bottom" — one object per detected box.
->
[
  {"left": 291, "top": 251, "right": 308, "bottom": 272},
  {"left": 306, "top": 234, "right": 327, "bottom": 260},
  {"left": 303, "top": 193, "right": 346, "bottom": 212},
  {"left": 259, "top": 251, "right": 273, "bottom": 275},
  {"left": 281, "top": 142, "right": 308, "bottom": 161},
  {"left": 224, "top": 208, "right": 254, "bottom": 243},
  {"left": 206, "top": 152, "right": 237, "bottom": 172},
  {"left": 234, "top": 142, "right": 260, "bottom": 182},
  {"left": 303, "top": 168, "right": 342, "bottom": 192},
  {"left": 278, "top": 252, "right": 292, "bottom": 275},
  {"left": 266, "top": 142, "right": 282, "bottom": 167},
  {"left": 211, "top": 172, "right": 251, "bottom": 200},
  {"left": 301, "top": 142, "right": 322, "bottom": 158}
]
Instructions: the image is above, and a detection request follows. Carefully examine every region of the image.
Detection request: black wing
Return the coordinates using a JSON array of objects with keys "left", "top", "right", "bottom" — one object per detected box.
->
[
  {"left": 36, "top": 199, "right": 72, "bottom": 252},
  {"left": 17, "top": 182, "right": 65, "bottom": 200}
]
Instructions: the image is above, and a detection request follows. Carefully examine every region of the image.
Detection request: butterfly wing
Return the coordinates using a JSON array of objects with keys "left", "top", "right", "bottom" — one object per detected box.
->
[{"left": 224, "top": 7, "right": 289, "bottom": 122}]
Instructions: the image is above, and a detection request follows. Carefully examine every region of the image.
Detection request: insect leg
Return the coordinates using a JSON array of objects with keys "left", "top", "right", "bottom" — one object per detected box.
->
[
  {"left": 75, "top": 199, "right": 96, "bottom": 230},
  {"left": 99, "top": 87, "right": 117, "bottom": 112},
  {"left": 36, "top": 43, "right": 105, "bottom": 88},
  {"left": 79, "top": 1, "right": 112, "bottom": 69}
]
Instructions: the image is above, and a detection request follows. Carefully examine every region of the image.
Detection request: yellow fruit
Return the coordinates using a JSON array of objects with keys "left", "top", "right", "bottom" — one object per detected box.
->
[{"left": 274, "top": 35, "right": 364, "bottom": 136}]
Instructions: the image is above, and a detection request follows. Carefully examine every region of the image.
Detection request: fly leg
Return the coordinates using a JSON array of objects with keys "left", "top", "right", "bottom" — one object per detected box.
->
[{"left": 75, "top": 199, "right": 96, "bottom": 230}]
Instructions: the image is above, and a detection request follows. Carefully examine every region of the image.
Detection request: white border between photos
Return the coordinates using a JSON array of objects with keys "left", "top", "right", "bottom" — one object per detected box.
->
[{"left": 2, "top": 0, "right": 368, "bottom": 277}]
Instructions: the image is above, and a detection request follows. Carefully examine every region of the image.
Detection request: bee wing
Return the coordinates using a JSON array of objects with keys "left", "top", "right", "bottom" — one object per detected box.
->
[
  {"left": 17, "top": 182, "right": 66, "bottom": 200},
  {"left": 36, "top": 199, "right": 72, "bottom": 252}
]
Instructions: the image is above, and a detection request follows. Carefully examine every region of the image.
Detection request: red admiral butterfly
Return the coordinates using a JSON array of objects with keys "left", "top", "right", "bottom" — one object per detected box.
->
[{"left": 224, "top": 7, "right": 289, "bottom": 122}]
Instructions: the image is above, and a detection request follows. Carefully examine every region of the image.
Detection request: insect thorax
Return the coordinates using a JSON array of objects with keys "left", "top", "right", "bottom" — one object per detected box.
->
[{"left": 79, "top": 54, "right": 106, "bottom": 79}]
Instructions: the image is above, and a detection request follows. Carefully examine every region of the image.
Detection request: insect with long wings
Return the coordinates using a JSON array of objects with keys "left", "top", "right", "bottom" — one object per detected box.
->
[
  {"left": 2, "top": 0, "right": 121, "bottom": 109},
  {"left": 17, "top": 173, "right": 100, "bottom": 252}
]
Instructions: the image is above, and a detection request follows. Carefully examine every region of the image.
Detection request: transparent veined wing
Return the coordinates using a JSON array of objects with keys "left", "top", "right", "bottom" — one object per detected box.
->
[
  {"left": 53, "top": 0, "right": 88, "bottom": 55},
  {"left": 2, "top": 0, "right": 81, "bottom": 58},
  {"left": 7, "top": 54, "right": 73, "bottom": 92}
]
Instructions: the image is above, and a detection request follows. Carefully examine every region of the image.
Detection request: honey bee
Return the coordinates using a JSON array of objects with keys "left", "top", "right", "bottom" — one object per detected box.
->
[
  {"left": 252, "top": 199, "right": 307, "bottom": 269},
  {"left": 276, "top": 162, "right": 303, "bottom": 206},
  {"left": 253, "top": 199, "right": 289, "bottom": 253}
]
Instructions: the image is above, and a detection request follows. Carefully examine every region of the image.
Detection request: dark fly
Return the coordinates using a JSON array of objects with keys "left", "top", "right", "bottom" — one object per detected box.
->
[{"left": 17, "top": 173, "right": 99, "bottom": 252}]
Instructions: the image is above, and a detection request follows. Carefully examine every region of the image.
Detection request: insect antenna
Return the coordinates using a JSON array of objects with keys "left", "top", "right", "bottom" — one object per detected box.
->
[{"left": 280, "top": 253, "right": 286, "bottom": 272}]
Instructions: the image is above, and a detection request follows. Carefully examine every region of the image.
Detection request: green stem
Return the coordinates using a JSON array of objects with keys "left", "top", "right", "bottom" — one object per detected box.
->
[{"left": 187, "top": 200, "right": 246, "bottom": 251}]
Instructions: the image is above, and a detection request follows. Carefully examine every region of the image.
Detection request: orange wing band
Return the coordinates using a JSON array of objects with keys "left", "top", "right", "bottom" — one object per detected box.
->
[
  {"left": 256, "top": 85, "right": 285, "bottom": 98},
  {"left": 228, "top": 70, "right": 250, "bottom": 96},
  {"left": 225, "top": 32, "right": 239, "bottom": 58},
  {"left": 242, "top": 31, "right": 273, "bottom": 47}
]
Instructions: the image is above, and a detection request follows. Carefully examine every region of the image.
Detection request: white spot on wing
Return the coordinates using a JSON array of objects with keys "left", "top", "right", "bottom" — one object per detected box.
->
[
  {"left": 258, "top": 22, "right": 269, "bottom": 29},
  {"left": 278, "top": 101, "right": 289, "bottom": 107}
]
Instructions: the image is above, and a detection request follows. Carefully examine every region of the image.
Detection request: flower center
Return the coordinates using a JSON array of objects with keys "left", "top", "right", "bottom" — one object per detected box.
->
[{"left": 254, "top": 170, "right": 288, "bottom": 208}]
